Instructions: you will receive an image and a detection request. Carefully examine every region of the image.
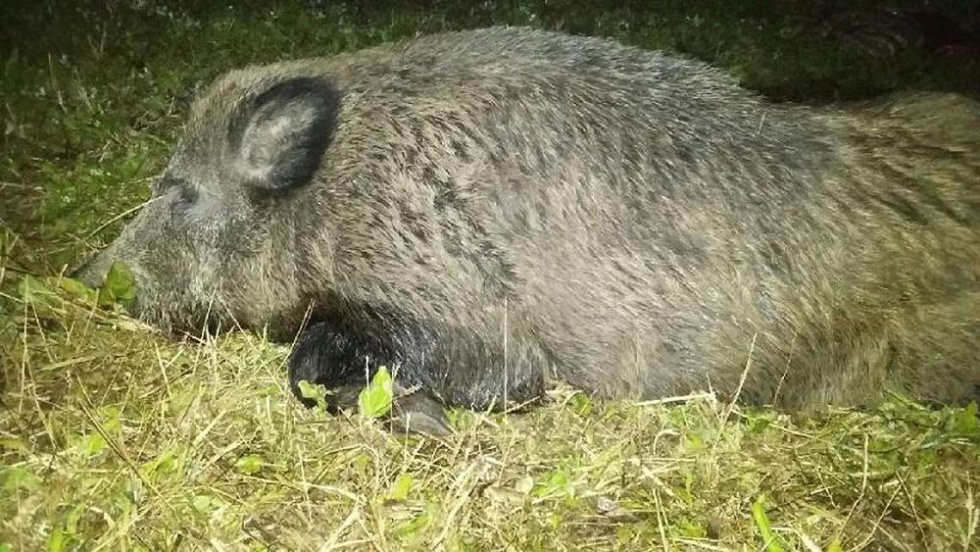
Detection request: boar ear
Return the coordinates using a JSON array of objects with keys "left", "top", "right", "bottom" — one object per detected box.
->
[{"left": 230, "top": 76, "right": 340, "bottom": 192}]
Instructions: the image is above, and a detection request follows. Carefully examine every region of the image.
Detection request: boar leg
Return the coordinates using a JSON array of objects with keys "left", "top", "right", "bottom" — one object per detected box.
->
[{"left": 286, "top": 317, "right": 548, "bottom": 435}]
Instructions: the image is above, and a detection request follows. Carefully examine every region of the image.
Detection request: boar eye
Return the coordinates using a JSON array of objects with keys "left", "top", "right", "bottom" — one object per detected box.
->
[
  {"left": 154, "top": 174, "right": 193, "bottom": 196},
  {"left": 153, "top": 175, "right": 179, "bottom": 195},
  {"left": 170, "top": 184, "right": 199, "bottom": 214}
]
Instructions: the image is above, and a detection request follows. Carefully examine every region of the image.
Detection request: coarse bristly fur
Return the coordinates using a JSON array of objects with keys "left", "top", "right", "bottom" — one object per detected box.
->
[{"left": 73, "top": 26, "right": 980, "bottom": 434}]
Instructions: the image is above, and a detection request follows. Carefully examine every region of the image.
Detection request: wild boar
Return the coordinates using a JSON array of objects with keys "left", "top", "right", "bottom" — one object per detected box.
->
[{"left": 73, "top": 26, "right": 980, "bottom": 434}]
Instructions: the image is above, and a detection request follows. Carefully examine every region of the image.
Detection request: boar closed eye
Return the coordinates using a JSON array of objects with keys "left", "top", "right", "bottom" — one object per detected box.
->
[
  {"left": 170, "top": 185, "right": 199, "bottom": 214},
  {"left": 153, "top": 175, "right": 184, "bottom": 195}
]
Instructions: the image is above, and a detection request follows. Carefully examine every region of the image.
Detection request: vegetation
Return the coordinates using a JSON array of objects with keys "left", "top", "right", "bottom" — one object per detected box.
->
[{"left": 2, "top": 1, "right": 979, "bottom": 549}]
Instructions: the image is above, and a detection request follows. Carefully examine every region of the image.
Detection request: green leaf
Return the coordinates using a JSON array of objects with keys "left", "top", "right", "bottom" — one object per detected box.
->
[
  {"left": 827, "top": 539, "right": 845, "bottom": 552},
  {"left": 533, "top": 468, "right": 572, "bottom": 499},
  {"left": 569, "top": 392, "right": 593, "bottom": 416},
  {"left": 394, "top": 511, "right": 431, "bottom": 540},
  {"left": 47, "top": 526, "right": 66, "bottom": 552},
  {"left": 98, "top": 260, "right": 137, "bottom": 308},
  {"left": 752, "top": 495, "right": 784, "bottom": 552},
  {"left": 683, "top": 433, "right": 706, "bottom": 452},
  {"left": 78, "top": 433, "right": 107, "bottom": 458},
  {"left": 235, "top": 454, "right": 265, "bottom": 475},
  {"left": 97, "top": 405, "right": 123, "bottom": 437},
  {"left": 1, "top": 465, "right": 42, "bottom": 493},
  {"left": 142, "top": 449, "right": 182, "bottom": 479},
  {"left": 192, "top": 493, "right": 224, "bottom": 514},
  {"left": 57, "top": 276, "right": 99, "bottom": 302},
  {"left": 746, "top": 410, "right": 773, "bottom": 434},
  {"left": 358, "top": 366, "right": 393, "bottom": 419},
  {"left": 296, "top": 379, "right": 328, "bottom": 410},
  {"left": 389, "top": 472, "right": 413, "bottom": 501},
  {"left": 949, "top": 402, "right": 979, "bottom": 435}
]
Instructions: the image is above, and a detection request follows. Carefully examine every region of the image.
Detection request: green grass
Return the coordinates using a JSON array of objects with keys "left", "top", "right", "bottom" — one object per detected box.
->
[{"left": 2, "top": 1, "right": 980, "bottom": 550}]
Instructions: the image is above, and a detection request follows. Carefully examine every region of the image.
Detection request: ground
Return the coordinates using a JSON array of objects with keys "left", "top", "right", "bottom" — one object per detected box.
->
[{"left": 1, "top": 1, "right": 979, "bottom": 550}]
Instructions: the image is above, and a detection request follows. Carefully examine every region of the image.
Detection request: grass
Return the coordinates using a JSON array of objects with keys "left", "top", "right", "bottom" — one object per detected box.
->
[{"left": 2, "top": 0, "right": 980, "bottom": 550}]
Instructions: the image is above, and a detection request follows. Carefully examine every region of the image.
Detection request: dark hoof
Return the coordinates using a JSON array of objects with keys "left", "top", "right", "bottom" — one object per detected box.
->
[{"left": 388, "top": 384, "right": 454, "bottom": 436}]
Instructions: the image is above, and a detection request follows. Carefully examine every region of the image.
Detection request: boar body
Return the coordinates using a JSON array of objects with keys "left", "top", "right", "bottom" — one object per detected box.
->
[{"left": 76, "top": 27, "right": 980, "bottom": 432}]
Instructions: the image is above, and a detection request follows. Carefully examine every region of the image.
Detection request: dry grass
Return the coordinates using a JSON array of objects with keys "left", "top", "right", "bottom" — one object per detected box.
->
[{"left": 2, "top": 274, "right": 978, "bottom": 551}]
